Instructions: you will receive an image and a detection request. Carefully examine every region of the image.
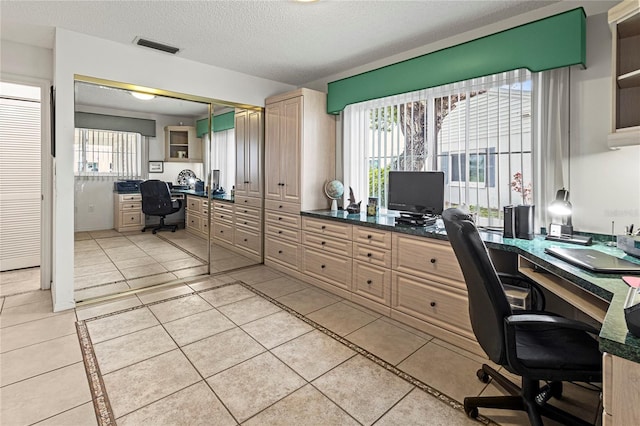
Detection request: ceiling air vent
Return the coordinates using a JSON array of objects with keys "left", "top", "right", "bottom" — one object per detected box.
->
[{"left": 135, "top": 37, "right": 179, "bottom": 54}]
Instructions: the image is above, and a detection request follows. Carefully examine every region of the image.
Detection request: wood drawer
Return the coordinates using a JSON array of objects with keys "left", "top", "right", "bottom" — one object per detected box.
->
[
  {"left": 234, "top": 228, "right": 261, "bottom": 255},
  {"left": 392, "top": 233, "right": 465, "bottom": 287},
  {"left": 213, "top": 201, "right": 234, "bottom": 212},
  {"left": 353, "top": 226, "right": 391, "bottom": 250},
  {"left": 302, "top": 217, "right": 352, "bottom": 240},
  {"left": 121, "top": 201, "right": 142, "bottom": 211},
  {"left": 186, "top": 212, "right": 202, "bottom": 232},
  {"left": 120, "top": 193, "right": 141, "bottom": 202},
  {"left": 187, "top": 196, "right": 202, "bottom": 212},
  {"left": 265, "top": 199, "right": 300, "bottom": 215},
  {"left": 213, "top": 221, "right": 234, "bottom": 244},
  {"left": 120, "top": 211, "right": 143, "bottom": 227},
  {"left": 265, "top": 211, "right": 301, "bottom": 229},
  {"left": 265, "top": 235, "right": 299, "bottom": 270},
  {"left": 213, "top": 210, "right": 234, "bottom": 224},
  {"left": 353, "top": 243, "right": 391, "bottom": 268},
  {"left": 235, "top": 205, "right": 261, "bottom": 220},
  {"left": 301, "top": 247, "right": 352, "bottom": 291},
  {"left": 235, "top": 195, "right": 262, "bottom": 209},
  {"left": 265, "top": 222, "right": 300, "bottom": 243},
  {"left": 235, "top": 215, "right": 261, "bottom": 231},
  {"left": 391, "top": 271, "right": 473, "bottom": 338},
  {"left": 302, "top": 231, "right": 353, "bottom": 257},
  {"left": 352, "top": 260, "right": 391, "bottom": 306}
]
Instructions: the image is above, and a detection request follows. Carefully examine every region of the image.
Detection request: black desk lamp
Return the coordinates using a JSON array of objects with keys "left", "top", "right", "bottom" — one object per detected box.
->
[{"left": 546, "top": 188, "right": 591, "bottom": 245}]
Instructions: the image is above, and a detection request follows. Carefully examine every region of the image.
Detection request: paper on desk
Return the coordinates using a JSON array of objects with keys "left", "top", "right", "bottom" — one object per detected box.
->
[{"left": 623, "top": 276, "right": 640, "bottom": 288}]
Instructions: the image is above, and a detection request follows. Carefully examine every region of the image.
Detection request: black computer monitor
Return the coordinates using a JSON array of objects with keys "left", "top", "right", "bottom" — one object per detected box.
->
[{"left": 387, "top": 171, "right": 445, "bottom": 216}]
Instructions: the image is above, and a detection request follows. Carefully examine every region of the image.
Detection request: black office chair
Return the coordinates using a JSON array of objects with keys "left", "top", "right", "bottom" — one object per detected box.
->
[
  {"left": 140, "top": 180, "right": 182, "bottom": 234},
  {"left": 442, "top": 208, "right": 602, "bottom": 426}
]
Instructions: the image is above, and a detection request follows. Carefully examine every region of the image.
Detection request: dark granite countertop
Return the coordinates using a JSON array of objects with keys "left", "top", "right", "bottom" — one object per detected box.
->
[{"left": 301, "top": 209, "right": 640, "bottom": 363}]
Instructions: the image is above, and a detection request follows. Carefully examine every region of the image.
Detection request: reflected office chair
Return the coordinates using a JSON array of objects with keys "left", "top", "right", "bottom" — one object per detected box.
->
[
  {"left": 442, "top": 208, "right": 602, "bottom": 426},
  {"left": 140, "top": 180, "right": 182, "bottom": 234}
]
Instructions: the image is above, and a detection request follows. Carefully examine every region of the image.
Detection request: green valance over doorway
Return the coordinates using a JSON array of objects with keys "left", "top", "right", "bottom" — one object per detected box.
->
[
  {"left": 196, "top": 111, "right": 235, "bottom": 138},
  {"left": 327, "top": 8, "right": 586, "bottom": 115}
]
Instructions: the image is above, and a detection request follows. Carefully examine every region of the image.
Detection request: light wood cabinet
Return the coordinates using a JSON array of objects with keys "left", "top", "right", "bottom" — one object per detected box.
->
[
  {"left": 165, "top": 126, "right": 202, "bottom": 162},
  {"left": 113, "top": 193, "right": 145, "bottom": 232},
  {"left": 185, "top": 195, "right": 209, "bottom": 238},
  {"left": 263, "top": 88, "right": 336, "bottom": 274},
  {"left": 608, "top": 0, "right": 640, "bottom": 148},
  {"left": 603, "top": 352, "right": 640, "bottom": 425},
  {"left": 235, "top": 109, "right": 264, "bottom": 198}
]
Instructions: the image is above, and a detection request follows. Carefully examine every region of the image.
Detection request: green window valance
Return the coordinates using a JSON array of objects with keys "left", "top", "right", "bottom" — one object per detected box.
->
[
  {"left": 196, "top": 111, "right": 235, "bottom": 137},
  {"left": 327, "top": 8, "right": 586, "bottom": 115}
]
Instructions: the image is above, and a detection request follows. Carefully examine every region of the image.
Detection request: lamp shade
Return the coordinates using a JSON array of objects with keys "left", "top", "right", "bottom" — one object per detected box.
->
[{"left": 548, "top": 188, "right": 572, "bottom": 216}]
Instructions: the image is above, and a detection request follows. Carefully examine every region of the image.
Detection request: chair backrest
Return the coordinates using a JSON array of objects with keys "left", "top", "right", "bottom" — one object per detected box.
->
[
  {"left": 442, "top": 208, "right": 513, "bottom": 365},
  {"left": 140, "top": 180, "right": 174, "bottom": 216}
]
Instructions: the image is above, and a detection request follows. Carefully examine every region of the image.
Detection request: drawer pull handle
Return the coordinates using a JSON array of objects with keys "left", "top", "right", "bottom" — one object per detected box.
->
[
  {"left": 321, "top": 225, "right": 326, "bottom": 230},
  {"left": 321, "top": 241, "right": 326, "bottom": 245},
  {"left": 278, "top": 250, "right": 283, "bottom": 254},
  {"left": 244, "top": 238, "right": 248, "bottom": 242},
  {"left": 430, "top": 258, "right": 437, "bottom": 264},
  {"left": 430, "top": 301, "right": 436, "bottom": 307},
  {"left": 367, "top": 253, "right": 372, "bottom": 257},
  {"left": 279, "top": 205, "right": 283, "bottom": 208},
  {"left": 321, "top": 264, "right": 326, "bottom": 269},
  {"left": 220, "top": 230, "right": 224, "bottom": 233},
  {"left": 245, "top": 200, "right": 248, "bottom": 203},
  {"left": 278, "top": 217, "right": 282, "bottom": 221},
  {"left": 367, "top": 279, "right": 372, "bottom": 284},
  {"left": 244, "top": 222, "right": 248, "bottom": 225},
  {"left": 367, "top": 235, "right": 372, "bottom": 239},
  {"left": 278, "top": 230, "right": 282, "bottom": 234}
]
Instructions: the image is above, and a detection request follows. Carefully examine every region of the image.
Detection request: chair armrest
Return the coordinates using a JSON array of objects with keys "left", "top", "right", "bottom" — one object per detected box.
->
[
  {"left": 505, "top": 313, "right": 600, "bottom": 335},
  {"left": 498, "top": 272, "right": 546, "bottom": 311}
]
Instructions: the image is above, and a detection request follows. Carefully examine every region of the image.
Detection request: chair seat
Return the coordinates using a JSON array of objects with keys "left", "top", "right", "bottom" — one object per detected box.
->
[{"left": 516, "top": 327, "right": 601, "bottom": 371}]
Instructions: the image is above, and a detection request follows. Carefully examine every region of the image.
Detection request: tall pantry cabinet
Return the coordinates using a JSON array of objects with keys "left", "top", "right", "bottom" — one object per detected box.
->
[{"left": 264, "top": 88, "right": 336, "bottom": 273}]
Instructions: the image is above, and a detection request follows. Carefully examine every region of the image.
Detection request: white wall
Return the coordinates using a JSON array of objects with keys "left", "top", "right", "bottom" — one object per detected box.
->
[
  {"left": 52, "top": 28, "right": 296, "bottom": 311},
  {"left": 569, "top": 12, "right": 640, "bottom": 235},
  {"left": 1, "top": 40, "right": 53, "bottom": 81},
  {"left": 305, "top": 1, "right": 638, "bottom": 235}
]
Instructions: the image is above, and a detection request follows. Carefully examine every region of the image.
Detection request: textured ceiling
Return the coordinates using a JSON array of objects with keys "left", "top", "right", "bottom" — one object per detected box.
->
[{"left": 1, "top": 0, "right": 560, "bottom": 86}]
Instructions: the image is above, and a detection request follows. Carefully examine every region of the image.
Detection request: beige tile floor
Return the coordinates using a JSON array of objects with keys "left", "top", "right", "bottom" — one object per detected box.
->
[
  {"left": 73, "top": 229, "right": 257, "bottom": 302},
  {"left": 0, "top": 264, "right": 603, "bottom": 425},
  {"left": 0, "top": 267, "right": 41, "bottom": 297}
]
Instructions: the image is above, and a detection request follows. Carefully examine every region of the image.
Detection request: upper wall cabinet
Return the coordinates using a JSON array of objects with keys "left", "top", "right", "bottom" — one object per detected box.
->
[
  {"left": 165, "top": 125, "right": 202, "bottom": 162},
  {"left": 235, "top": 109, "right": 264, "bottom": 199},
  {"left": 608, "top": 0, "right": 640, "bottom": 148}
]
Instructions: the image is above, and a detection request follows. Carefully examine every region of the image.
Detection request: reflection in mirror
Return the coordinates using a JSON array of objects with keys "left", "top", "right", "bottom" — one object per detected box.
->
[{"left": 73, "top": 80, "right": 262, "bottom": 303}]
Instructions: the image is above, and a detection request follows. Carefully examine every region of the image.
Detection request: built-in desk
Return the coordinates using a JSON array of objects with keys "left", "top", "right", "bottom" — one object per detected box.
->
[
  {"left": 300, "top": 209, "right": 640, "bottom": 425},
  {"left": 301, "top": 209, "right": 640, "bottom": 361}
]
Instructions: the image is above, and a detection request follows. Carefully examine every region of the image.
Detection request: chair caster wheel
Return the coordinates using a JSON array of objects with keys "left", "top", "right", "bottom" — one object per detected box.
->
[
  {"left": 476, "top": 369, "right": 490, "bottom": 383},
  {"left": 465, "top": 405, "right": 479, "bottom": 419}
]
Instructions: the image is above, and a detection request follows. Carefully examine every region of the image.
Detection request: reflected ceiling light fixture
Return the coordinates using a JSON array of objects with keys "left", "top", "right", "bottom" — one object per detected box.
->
[{"left": 130, "top": 91, "right": 155, "bottom": 101}]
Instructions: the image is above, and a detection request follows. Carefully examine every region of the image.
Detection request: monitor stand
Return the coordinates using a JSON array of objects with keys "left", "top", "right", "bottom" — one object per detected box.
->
[{"left": 395, "top": 212, "right": 437, "bottom": 227}]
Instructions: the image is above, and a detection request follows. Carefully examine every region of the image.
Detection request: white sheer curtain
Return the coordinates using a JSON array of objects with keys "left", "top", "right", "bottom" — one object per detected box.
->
[
  {"left": 210, "top": 129, "right": 235, "bottom": 191},
  {"left": 532, "top": 67, "right": 570, "bottom": 231}
]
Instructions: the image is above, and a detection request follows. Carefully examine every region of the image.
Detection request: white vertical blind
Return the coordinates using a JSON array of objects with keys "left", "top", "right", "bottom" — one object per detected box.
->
[
  {"left": 0, "top": 94, "right": 42, "bottom": 271},
  {"left": 74, "top": 128, "right": 142, "bottom": 179},
  {"left": 343, "top": 69, "right": 533, "bottom": 225}
]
